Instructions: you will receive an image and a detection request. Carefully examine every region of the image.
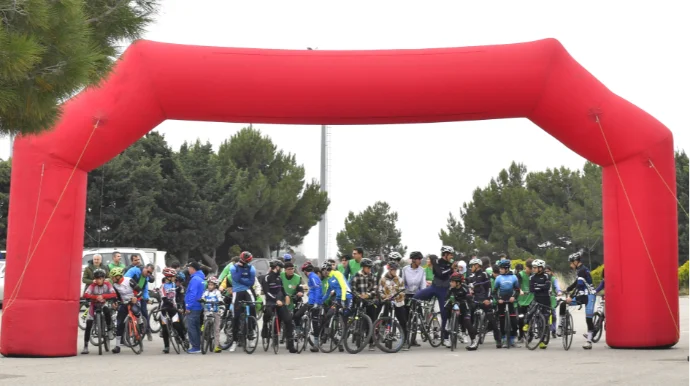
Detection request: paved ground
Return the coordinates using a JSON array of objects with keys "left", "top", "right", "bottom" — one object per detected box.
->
[{"left": 0, "top": 298, "right": 687, "bottom": 386}]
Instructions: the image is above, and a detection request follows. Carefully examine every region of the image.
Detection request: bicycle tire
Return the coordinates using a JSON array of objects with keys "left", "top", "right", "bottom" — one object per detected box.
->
[
  {"left": 405, "top": 313, "right": 419, "bottom": 350},
  {"left": 95, "top": 313, "right": 103, "bottom": 355},
  {"left": 202, "top": 319, "right": 210, "bottom": 354},
  {"left": 592, "top": 312, "right": 604, "bottom": 343},
  {"left": 102, "top": 314, "right": 110, "bottom": 353},
  {"left": 344, "top": 313, "right": 373, "bottom": 354},
  {"left": 272, "top": 315, "right": 280, "bottom": 355},
  {"left": 476, "top": 311, "right": 486, "bottom": 345},
  {"left": 89, "top": 316, "right": 100, "bottom": 346},
  {"left": 450, "top": 312, "right": 458, "bottom": 351},
  {"left": 220, "top": 317, "right": 233, "bottom": 350},
  {"left": 318, "top": 313, "right": 344, "bottom": 353},
  {"left": 168, "top": 323, "right": 181, "bottom": 354},
  {"left": 374, "top": 317, "right": 404, "bottom": 353},
  {"left": 148, "top": 305, "right": 161, "bottom": 333},
  {"left": 79, "top": 308, "right": 88, "bottom": 331},
  {"left": 525, "top": 312, "right": 546, "bottom": 350},
  {"left": 244, "top": 316, "right": 258, "bottom": 354},
  {"left": 426, "top": 314, "right": 442, "bottom": 348},
  {"left": 504, "top": 305, "right": 512, "bottom": 349},
  {"left": 300, "top": 314, "right": 311, "bottom": 353},
  {"left": 563, "top": 311, "right": 573, "bottom": 350},
  {"left": 124, "top": 317, "right": 144, "bottom": 354}
]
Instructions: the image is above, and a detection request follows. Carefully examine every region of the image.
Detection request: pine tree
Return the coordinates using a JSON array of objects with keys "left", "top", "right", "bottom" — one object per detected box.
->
[{"left": 0, "top": 0, "right": 159, "bottom": 135}]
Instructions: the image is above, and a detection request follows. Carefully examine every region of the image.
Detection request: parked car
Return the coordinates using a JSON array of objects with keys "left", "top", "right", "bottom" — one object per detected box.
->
[{"left": 0, "top": 258, "right": 5, "bottom": 308}]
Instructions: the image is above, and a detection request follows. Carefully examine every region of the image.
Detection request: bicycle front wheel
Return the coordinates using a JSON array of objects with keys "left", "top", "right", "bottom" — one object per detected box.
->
[
  {"left": 374, "top": 317, "right": 404, "bottom": 353},
  {"left": 202, "top": 319, "right": 211, "bottom": 354},
  {"left": 319, "top": 313, "right": 344, "bottom": 353},
  {"left": 124, "top": 317, "right": 144, "bottom": 354},
  {"left": 148, "top": 305, "right": 161, "bottom": 333},
  {"left": 168, "top": 323, "right": 181, "bottom": 354},
  {"left": 450, "top": 313, "right": 458, "bottom": 351},
  {"left": 344, "top": 314, "right": 373, "bottom": 354},
  {"left": 592, "top": 312, "right": 604, "bottom": 343},
  {"left": 426, "top": 314, "right": 442, "bottom": 348},
  {"left": 525, "top": 313, "right": 546, "bottom": 351},
  {"left": 95, "top": 313, "right": 103, "bottom": 355},
  {"left": 563, "top": 312, "right": 573, "bottom": 350},
  {"left": 244, "top": 316, "right": 258, "bottom": 354}
]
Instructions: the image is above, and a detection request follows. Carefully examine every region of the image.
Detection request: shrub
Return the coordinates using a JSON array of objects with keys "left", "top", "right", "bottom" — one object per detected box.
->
[
  {"left": 591, "top": 265, "right": 604, "bottom": 288},
  {"left": 510, "top": 259, "right": 527, "bottom": 270},
  {"left": 679, "top": 261, "right": 689, "bottom": 291}
]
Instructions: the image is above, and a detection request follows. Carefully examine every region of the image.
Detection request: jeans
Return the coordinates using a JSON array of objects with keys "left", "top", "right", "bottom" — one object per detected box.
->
[
  {"left": 186, "top": 310, "right": 202, "bottom": 350},
  {"left": 139, "top": 298, "right": 150, "bottom": 334}
]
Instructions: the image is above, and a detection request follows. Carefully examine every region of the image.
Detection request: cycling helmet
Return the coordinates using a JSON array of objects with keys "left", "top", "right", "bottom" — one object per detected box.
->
[
  {"left": 269, "top": 260, "right": 284, "bottom": 269},
  {"left": 176, "top": 272, "right": 185, "bottom": 282},
  {"left": 441, "top": 245, "right": 455, "bottom": 255},
  {"left": 301, "top": 261, "right": 313, "bottom": 272},
  {"left": 320, "top": 261, "right": 332, "bottom": 271},
  {"left": 93, "top": 269, "right": 106, "bottom": 279},
  {"left": 409, "top": 251, "right": 423, "bottom": 260},
  {"left": 283, "top": 253, "right": 292, "bottom": 261},
  {"left": 498, "top": 259, "right": 511, "bottom": 270},
  {"left": 109, "top": 267, "right": 124, "bottom": 278},
  {"left": 163, "top": 267, "right": 177, "bottom": 277},
  {"left": 239, "top": 251, "right": 253, "bottom": 264},
  {"left": 568, "top": 250, "right": 583, "bottom": 262},
  {"left": 388, "top": 251, "right": 402, "bottom": 261},
  {"left": 450, "top": 272, "right": 464, "bottom": 282},
  {"left": 208, "top": 276, "right": 219, "bottom": 285},
  {"left": 360, "top": 258, "right": 373, "bottom": 268},
  {"left": 387, "top": 261, "right": 399, "bottom": 270},
  {"left": 532, "top": 259, "right": 546, "bottom": 269},
  {"left": 469, "top": 258, "right": 482, "bottom": 267}
]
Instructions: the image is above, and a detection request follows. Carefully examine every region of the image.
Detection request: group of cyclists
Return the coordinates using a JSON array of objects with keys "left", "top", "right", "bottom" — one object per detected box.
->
[{"left": 79, "top": 245, "right": 605, "bottom": 355}]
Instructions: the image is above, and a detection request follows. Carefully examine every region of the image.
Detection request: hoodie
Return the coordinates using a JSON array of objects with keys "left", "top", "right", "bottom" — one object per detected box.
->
[{"left": 185, "top": 270, "right": 206, "bottom": 311}]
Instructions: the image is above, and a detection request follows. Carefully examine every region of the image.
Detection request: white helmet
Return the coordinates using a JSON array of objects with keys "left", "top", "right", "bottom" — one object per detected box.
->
[
  {"left": 388, "top": 251, "right": 402, "bottom": 261},
  {"left": 441, "top": 246, "right": 455, "bottom": 255},
  {"left": 532, "top": 259, "right": 546, "bottom": 268},
  {"left": 469, "top": 258, "right": 482, "bottom": 267}
]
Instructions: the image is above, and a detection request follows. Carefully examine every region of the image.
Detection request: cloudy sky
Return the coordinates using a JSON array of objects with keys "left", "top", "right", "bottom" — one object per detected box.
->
[{"left": 2, "top": 1, "right": 687, "bottom": 259}]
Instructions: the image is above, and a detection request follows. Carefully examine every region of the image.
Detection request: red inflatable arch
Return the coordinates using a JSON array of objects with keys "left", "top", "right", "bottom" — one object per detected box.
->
[{"left": 1, "top": 39, "right": 679, "bottom": 356}]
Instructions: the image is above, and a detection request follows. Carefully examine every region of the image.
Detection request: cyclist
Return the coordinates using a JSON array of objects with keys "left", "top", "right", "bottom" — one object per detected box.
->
[
  {"left": 322, "top": 260, "right": 352, "bottom": 307},
  {"left": 344, "top": 247, "right": 364, "bottom": 281},
  {"left": 351, "top": 258, "right": 379, "bottom": 350},
  {"left": 517, "top": 259, "right": 534, "bottom": 343},
  {"left": 283, "top": 253, "right": 293, "bottom": 263},
  {"left": 402, "top": 251, "right": 426, "bottom": 347},
  {"left": 545, "top": 265, "right": 562, "bottom": 338},
  {"left": 380, "top": 260, "right": 409, "bottom": 350},
  {"left": 262, "top": 259, "right": 298, "bottom": 353},
  {"left": 526, "top": 259, "right": 551, "bottom": 349},
  {"left": 413, "top": 246, "right": 454, "bottom": 344},
  {"left": 110, "top": 267, "right": 142, "bottom": 354},
  {"left": 382, "top": 251, "right": 403, "bottom": 277},
  {"left": 446, "top": 272, "right": 478, "bottom": 350},
  {"left": 337, "top": 255, "right": 350, "bottom": 275},
  {"left": 280, "top": 261, "right": 304, "bottom": 313},
  {"left": 493, "top": 259, "right": 520, "bottom": 348},
  {"left": 200, "top": 276, "right": 224, "bottom": 353},
  {"left": 560, "top": 250, "right": 596, "bottom": 349},
  {"left": 160, "top": 268, "right": 186, "bottom": 354},
  {"left": 466, "top": 257, "right": 500, "bottom": 347},
  {"left": 81, "top": 268, "right": 117, "bottom": 354},
  {"left": 294, "top": 261, "right": 322, "bottom": 352},
  {"left": 228, "top": 251, "right": 257, "bottom": 352}
]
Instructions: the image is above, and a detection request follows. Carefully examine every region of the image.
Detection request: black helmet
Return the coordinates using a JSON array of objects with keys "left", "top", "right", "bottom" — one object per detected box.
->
[
  {"left": 568, "top": 250, "right": 583, "bottom": 263},
  {"left": 409, "top": 251, "right": 423, "bottom": 260},
  {"left": 320, "top": 261, "right": 332, "bottom": 271},
  {"left": 360, "top": 258, "right": 373, "bottom": 268},
  {"left": 270, "top": 260, "right": 284, "bottom": 269},
  {"left": 93, "top": 269, "right": 106, "bottom": 279},
  {"left": 387, "top": 261, "right": 399, "bottom": 270}
]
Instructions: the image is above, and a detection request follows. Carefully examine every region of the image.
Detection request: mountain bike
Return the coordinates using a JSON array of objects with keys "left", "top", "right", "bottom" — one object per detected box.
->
[
  {"left": 236, "top": 300, "right": 258, "bottom": 354},
  {"left": 89, "top": 302, "right": 113, "bottom": 355},
  {"left": 406, "top": 297, "right": 442, "bottom": 349},
  {"left": 200, "top": 301, "right": 221, "bottom": 354},
  {"left": 318, "top": 301, "right": 346, "bottom": 353},
  {"left": 472, "top": 301, "right": 491, "bottom": 344},
  {"left": 123, "top": 300, "right": 145, "bottom": 354},
  {"left": 342, "top": 293, "right": 375, "bottom": 354},
  {"left": 520, "top": 302, "right": 550, "bottom": 350}
]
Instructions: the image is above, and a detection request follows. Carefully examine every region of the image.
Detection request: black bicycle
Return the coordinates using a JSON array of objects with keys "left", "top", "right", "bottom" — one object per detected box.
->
[
  {"left": 318, "top": 301, "right": 346, "bottom": 353},
  {"left": 236, "top": 300, "right": 259, "bottom": 354},
  {"left": 373, "top": 289, "right": 406, "bottom": 353},
  {"left": 89, "top": 302, "right": 112, "bottom": 355},
  {"left": 591, "top": 296, "right": 605, "bottom": 343},
  {"left": 200, "top": 300, "right": 222, "bottom": 354},
  {"left": 521, "top": 302, "right": 551, "bottom": 350},
  {"left": 556, "top": 297, "right": 579, "bottom": 350},
  {"left": 343, "top": 293, "right": 375, "bottom": 354},
  {"left": 406, "top": 298, "right": 442, "bottom": 349},
  {"left": 472, "top": 301, "right": 491, "bottom": 345}
]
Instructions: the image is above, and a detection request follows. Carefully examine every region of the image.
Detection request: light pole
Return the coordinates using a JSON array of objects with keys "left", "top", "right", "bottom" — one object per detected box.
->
[{"left": 308, "top": 47, "right": 328, "bottom": 264}]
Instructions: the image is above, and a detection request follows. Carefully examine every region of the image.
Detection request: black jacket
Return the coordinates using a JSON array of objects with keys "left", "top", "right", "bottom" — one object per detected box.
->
[
  {"left": 466, "top": 269, "right": 491, "bottom": 301},
  {"left": 262, "top": 271, "right": 286, "bottom": 305}
]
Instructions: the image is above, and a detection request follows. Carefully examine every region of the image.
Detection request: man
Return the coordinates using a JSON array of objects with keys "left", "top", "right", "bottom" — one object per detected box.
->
[
  {"left": 527, "top": 259, "right": 552, "bottom": 349},
  {"left": 466, "top": 257, "right": 500, "bottom": 347},
  {"left": 337, "top": 255, "right": 350, "bottom": 275},
  {"left": 280, "top": 261, "right": 304, "bottom": 313},
  {"left": 82, "top": 254, "right": 109, "bottom": 289},
  {"left": 560, "top": 250, "right": 596, "bottom": 349},
  {"left": 263, "top": 260, "right": 298, "bottom": 353},
  {"left": 184, "top": 262, "right": 205, "bottom": 354},
  {"left": 413, "top": 246, "right": 454, "bottom": 344},
  {"left": 108, "top": 252, "right": 126, "bottom": 271},
  {"left": 124, "top": 261, "right": 155, "bottom": 341},
  {"left": 402, "top": 251, "right": 426, "bottom": 346},
  {"left": 350, "top": 258, "right": 378, "bottom": 350},
  {"left": 295, "top": 261, "right": 322, "bottom": 352},
  {"left": 517, "top": 259, "right": 534, "bottom": 342},
  {"left": 228, "top": 251, "right": 257, "bottom": 352},
  {"left": 344, "top": 247, "right": 364, "bottom": 281}
]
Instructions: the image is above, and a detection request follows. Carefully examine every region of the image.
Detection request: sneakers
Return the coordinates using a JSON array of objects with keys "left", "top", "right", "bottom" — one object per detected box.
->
[
  {"left": 112, "top": 346, "right": 121, "bottom": 354},
  {"left": 582, "top": 341, "right": 593, "bottom": 350},
  {"left": 410, "top": 341, "right": 421, "bottom": 347},
  {"left": 81, "top": 347, "right": 89, "bottom": 355},
  {"left": 442, "top": 338, "right": 450, "bottom": 347},
  {"left": 162, "top": 347, "right": 169, "bottom": 354},
  {"left": 556, "top": 323, "right": 563, "bottom": 337},
  {"left": 539, "top": 342, "right": 547, "bottom": 349},
  {"left": 551, "top": 331, "right": 557, "bottom": 339},
  {"left": 310, "top": 338, "right": 320, "bottom": 353},
  {"left": 368, "top": 344, "right": 375, "bottom": 351},
  {"left": 228, "top": 342, "right": 237, "bottom": 352},
  {"left": 509, "top": 336, "right": 522, "bottom": 348},
  {"left": 466, "top": 338, "right": 478, "bottom": 351},
  {"left": 187, "top": 348, "right": 201, "bottom": 354}
]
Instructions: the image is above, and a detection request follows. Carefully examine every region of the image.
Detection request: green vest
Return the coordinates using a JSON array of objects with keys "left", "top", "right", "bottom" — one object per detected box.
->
[
  {"left": 348, "top": 259, "right": 361, "bottom": 279},
  {"left": 549, "top": 276, "right": 558, "bottom": 308},
  {"left": 321, "top": 277, "right": 330, "bottom": 305},
  {"left": 108, "top": 262, "right": 125, "bottom": 271},
  {"left": 337, "top": 264, "right": 346, "bottom": 274},
  {"left": 280, "top": 272, "right": 302, "bottom": 310},
  {"left": 518, "top": 271, "right": 534, "bottom": 306}
]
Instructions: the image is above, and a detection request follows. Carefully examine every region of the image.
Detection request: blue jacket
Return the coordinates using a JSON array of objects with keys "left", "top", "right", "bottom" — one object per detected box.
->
[
  {"left": 124, "top": 266, "right": 149, "bottom": 300},
  {"left": 307, "top": 272, "right": 323, "bottom": 305},
  {"left": 230, "top": 263, "right": 256, "bottom": 292},
  {"left": 493, "top": 273, "right": 519, "bottom": 299},
  {"left": 185, "top": 270, "right": 206, "bottom": 311},
  {"left": 327, "top": 271, "right": 352, "bottom": 303}
]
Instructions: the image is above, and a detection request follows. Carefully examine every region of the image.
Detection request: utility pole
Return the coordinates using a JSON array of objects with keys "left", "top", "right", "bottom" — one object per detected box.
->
[{"left": 9, "top": 134, "right": 14, "bottom": 158}]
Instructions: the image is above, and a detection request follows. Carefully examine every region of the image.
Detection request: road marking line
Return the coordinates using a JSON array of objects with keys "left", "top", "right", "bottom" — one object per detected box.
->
[{"left": 293, "top": 376, "right": 326, "bottom": 380}]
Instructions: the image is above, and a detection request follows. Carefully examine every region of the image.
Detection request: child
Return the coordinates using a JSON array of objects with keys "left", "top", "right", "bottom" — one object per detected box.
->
[
  {"left": 379, "top": 261, "right": 408, "bottom": 350},
  {"left": 201, "top": 276, "right": 224, "bottom": 353},
  {"left": 160, "top": 267, "right": 187, "bottom": 354},
  {"left": 493, "top": 259, "right": 520, "bottom": 348},
  {"left": 82, "top": 268, "right": 117, "bottom": 354},
  {"left": 446, "top": 272, "right": 478, "bottom": 350}
]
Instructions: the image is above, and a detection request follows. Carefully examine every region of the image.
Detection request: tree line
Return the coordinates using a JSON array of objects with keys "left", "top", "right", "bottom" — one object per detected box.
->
[
  {"left": 335, "top": 151, "right": 688, "bottom": 272},
  {"left": 0, "top": 127, "right": 329, "bottom": 271}
]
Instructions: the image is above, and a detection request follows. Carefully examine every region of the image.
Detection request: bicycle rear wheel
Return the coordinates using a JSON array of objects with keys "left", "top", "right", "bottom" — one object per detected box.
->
[
  {"left": 244, "top": 316, "right": 258, "bottom": 354},
  {"left": 504, "top": 307, "right": 512, "bottom": 349},
  {"left": 167, "top": 323, "right": 181, "bottom": 354},
  {"left": 78, "top": 303, "right": 88, "bottom": 330},
  {"left": 374, "top": 317, "right": 404, "bottom": 353},
  {"left": 426, "top": 314, "right": 442, "bottom": 348},
  {"left": 272, "top": 316, "right": 280, "bottom": 354},
  {"left": 344, "top": 314, "right": 373, "bottom": 354},
  {"left": 592, "top": 312, "right": 604, "bottom": 343},
  {"left": 124, "top": 317, "right": 144, "bottom": 354},
  {"left": 525, "top": 313, "right": 546, "bottom": 350},
  {"left": 220, "top": 317, "right": 234, "bottom": 350},
  {"left": 450, "top": 313, "right": 458, "bottom": 351},
  {"left": 202, "top": 319, "right": 211, "bottom": 354},
  {"left": 563, "top": 312, "right": 573, "bottom": 350}
]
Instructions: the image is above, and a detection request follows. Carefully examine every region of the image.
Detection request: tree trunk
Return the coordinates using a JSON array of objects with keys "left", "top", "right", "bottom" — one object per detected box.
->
[
  {"left": 178, "top": 250, "right": 189, "bottom": 265},
  {"left": 201, "top": 252, "right": 219, "bottom": 274}
]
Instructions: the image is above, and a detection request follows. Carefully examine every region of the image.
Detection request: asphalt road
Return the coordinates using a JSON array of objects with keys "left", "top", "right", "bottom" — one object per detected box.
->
[{"left": 0, "top": 298, "right": 688, "bottom": 386}]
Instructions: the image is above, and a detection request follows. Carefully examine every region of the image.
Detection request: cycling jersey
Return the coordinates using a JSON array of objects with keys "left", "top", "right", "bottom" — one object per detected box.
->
[
  {"left": 230, "top": 263, "right": 256, "bottom": 292},
  {"left": 401, "top": 265, "right": 427, "bottom": 295},
  {"left": 202, "top": 289, "right": 223, "bottom": 313},
  {"left": 218, "top": 263, "right": 233, "bottom": 286},
  {"left": 529, "top": 272, "right": 552, "bottom": 305},
  {"left": 431, "top": 258, "right": 453, "bottom": 288},
  {"left": 112, "top": 277, "right": 140, "bottom": 303},
  {"left": 447, "top": 283, "right": 472, "bottom": 304},
  {"left": 327, "top": 270, "right": 351, "bottom": 302},
  {"left": 161, "top": 280, "right": 180, "bottom": 308},
  {"left": 566, "top": 264, "right": 594, "bottom": 296},
  {"left": 307, "top": 272, "right": 323, "bottom": 305},
  {"left": 466, "top": 269, "right": 491, "bottom": 301},
  {"left": 493, "top": 273, "right": 519, "bottom": 300},
  {"left": 84, "top": 282, "right": 117, "bottom": 305}
]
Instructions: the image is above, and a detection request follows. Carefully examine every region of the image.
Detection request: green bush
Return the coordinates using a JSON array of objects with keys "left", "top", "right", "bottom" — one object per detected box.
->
[
  {"left": 679, "top": 261, "right": 689, "bottom": 291},
  {"left": 511, "top": 259, "right": 527, "bottom": 270},
  {"left": 591, "top": 265, "right": 604, "bottom": 289}
]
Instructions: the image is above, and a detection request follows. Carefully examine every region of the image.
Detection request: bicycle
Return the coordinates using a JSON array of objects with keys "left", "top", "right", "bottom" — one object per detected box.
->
[
  {"left": 88, "top": 302, "right": 113, "bottom": 355},
  {"left": 343, "top": 293, "right": 375, "bottom": 354},
  {"left": 556, "top": 297, "right": 580, "bottom": 351},
  {"left": 447, "top": 300, "right": 468, "bottom": 352},
  {"left": 78, "top": 298, "right": 89, "bottom": 330},
  {"left": 374, "top": 289, "right": 406, "bottom": 353},
  {"left": 235, "top": 300, "right": 259, "bottom": 354},
  {"left": 262, "top": 304, "right": 284, "bottom": 354},
  {"left": 520, "top": 301, "right": 551, "bottom": 350},
  {"left": 122, "top": 300, "right": 145, "bottom": 354},
  {"left": 496, "top": 297, "right": 518, "bottom": 349},
  {"left": 472, "top": 301, "right": 491, "bottom": 345},
  {"left": 200, "top": 300, "right": 222, "bottom": 354},
  {"left": 318, "top": 300, "right": 346, "bottom": 353},
  {"left": 148, "top": 289, "right": 162, "bottom": 334},
  {"left": 591, "top": 295, "right": 605, "bottom": 343},
  {"left": 219, "top": 303, "right": 234, "bottom": 350},
  {"left": 160, "top": 308, "right": 186, "bottom": 354},
  {"left": 406, "top": 297, "right": 442, "bottom": 349}
]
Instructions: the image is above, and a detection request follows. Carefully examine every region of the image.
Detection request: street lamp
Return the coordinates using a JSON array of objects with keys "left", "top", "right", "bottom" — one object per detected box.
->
[{"left": 308, "top": 46, "right": 327, "bottom": 264}]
